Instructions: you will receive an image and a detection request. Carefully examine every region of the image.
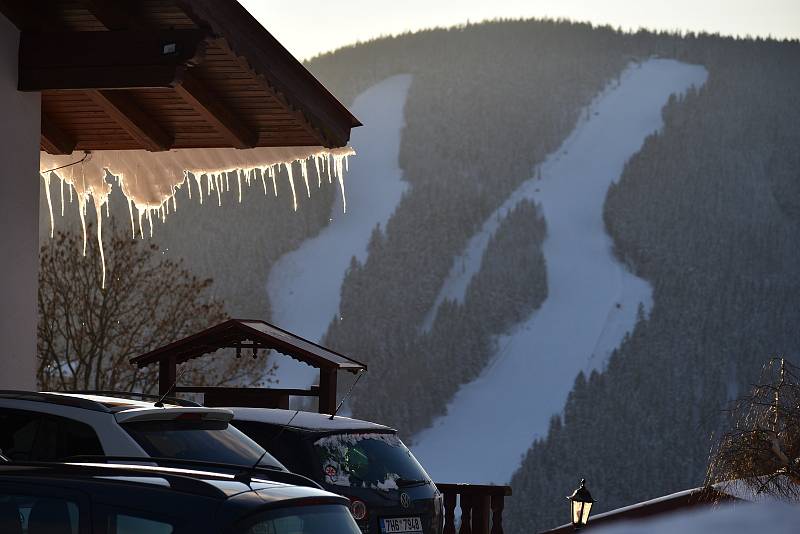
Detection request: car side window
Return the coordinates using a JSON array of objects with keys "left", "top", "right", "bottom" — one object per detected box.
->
[
  {"left": 106, "top": 511, "right": 174, "bottom": 534},
  {"left": 0, "top": 491, "right": 83, "bottom": 534},
  {"left": 0, "top": 408, "right": 104, "bottom": 461},
  {"left": 232, "top": 422, "right": 312, "bottom": 477}
]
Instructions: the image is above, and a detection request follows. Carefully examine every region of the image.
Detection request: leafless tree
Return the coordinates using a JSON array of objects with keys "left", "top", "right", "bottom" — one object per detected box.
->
[
  {"left": 706, "top": 358, "right": 800, "bottom": 499},
  {"left": 37, "top": 226, "right": 271, "bottom": 394}
]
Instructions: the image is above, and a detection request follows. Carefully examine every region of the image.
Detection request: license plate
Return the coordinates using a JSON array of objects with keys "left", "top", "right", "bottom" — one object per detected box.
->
[{"left": 381, "top": 517, "right": 422, "bottom": 533}]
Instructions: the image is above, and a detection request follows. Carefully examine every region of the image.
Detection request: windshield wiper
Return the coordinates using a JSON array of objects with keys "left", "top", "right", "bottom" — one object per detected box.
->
[{"left": 396, "top": 477, "right": 430, "bottom": 487}]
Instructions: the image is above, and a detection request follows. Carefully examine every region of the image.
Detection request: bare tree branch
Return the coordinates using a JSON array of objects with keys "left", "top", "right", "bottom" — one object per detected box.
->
[{"left": 37, "top": 225, "right": 272, "bottom": 394}]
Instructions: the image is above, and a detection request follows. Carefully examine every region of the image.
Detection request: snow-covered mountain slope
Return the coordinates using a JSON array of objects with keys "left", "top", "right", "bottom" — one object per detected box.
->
[
  {"left": 410, "top": 59, "right": 708, "bottom": 484},
  {"left": 267, "top": 74, "right": 412, "bottom": 387}
]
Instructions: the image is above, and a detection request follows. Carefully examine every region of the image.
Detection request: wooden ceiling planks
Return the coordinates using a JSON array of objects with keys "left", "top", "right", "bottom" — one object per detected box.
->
[{"left": 0, "top": 0, "right": 359, "bottom": 154}]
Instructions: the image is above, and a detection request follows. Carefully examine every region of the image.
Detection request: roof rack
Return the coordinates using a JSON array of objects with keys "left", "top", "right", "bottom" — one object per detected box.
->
[
  {"left": 2, "top": 461, "right": 226, "bottom": 499},
  {"left": 0, "top": 391, "right": 111, "bottom": 413},
  {"left": 65, "top": 390, "right": 202, "bottom": 408},
  {"left": 62, "top": 455, "right": 322, "bottom": 490}
]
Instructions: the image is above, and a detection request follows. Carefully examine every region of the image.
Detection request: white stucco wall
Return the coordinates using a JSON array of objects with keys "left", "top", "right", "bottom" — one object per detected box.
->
[{"left": 0, "top": 12, "right": 40, "bottom": 389}]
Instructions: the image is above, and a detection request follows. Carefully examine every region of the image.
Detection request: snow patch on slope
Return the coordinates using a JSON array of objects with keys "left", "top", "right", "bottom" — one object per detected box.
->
[
  {"left": 267, "top": 74, "right": 413, "bottom": 387},
  {"left": 411, "top": 59, "right": 707, "bottom": 484}
]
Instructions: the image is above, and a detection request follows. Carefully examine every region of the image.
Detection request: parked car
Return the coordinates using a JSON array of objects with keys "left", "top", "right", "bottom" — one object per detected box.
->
[
  {"left": 230, "top": 408, "right": 443, "bottom": 534},
  {"left": 0, "top": 391, "right": 287, "bottom": 473},
  {"left": 0, "top": 459, "right": 362, "bottom": 533}
]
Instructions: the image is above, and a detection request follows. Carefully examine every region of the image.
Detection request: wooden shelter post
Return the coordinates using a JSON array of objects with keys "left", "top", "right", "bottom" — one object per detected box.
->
[
  {"left": 159, "top": 356, "right": 177, "bottom": 396},
  {"left": 318, "top": 368, "right": 338, "bottom": 415}
]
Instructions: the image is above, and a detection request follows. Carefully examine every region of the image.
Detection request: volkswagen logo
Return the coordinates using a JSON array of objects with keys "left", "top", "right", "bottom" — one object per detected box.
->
[{"left": 400, "top": 492, "right": 411, "bottom": 509}]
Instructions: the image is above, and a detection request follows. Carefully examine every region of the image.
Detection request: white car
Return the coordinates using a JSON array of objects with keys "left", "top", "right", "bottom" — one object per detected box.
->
[{"left": 0, "top": 391, "right": 287, "bottom": 472}]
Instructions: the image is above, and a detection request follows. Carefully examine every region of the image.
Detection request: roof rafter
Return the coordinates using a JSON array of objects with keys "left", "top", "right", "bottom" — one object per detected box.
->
[
  {"left": 18, "top": 29, "right": 207, "bottom": 91},
  {"left": 86, "top": 90, "right": 173, "bottom": 152},
  {"left": 40, "top": 113, "right": 75, "bottom": 155},
  {"left": 174, "top": 70, "right": 257, "bottom": 149}
]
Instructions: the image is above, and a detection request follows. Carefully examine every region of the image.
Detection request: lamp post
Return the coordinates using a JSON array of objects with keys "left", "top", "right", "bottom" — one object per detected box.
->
[{"left": 567, "top": 479, "right": 595, "bottom": 530}]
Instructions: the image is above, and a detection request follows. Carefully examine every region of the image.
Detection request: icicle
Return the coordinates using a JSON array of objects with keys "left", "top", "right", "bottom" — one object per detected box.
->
[
  {"left": 146, "top": 209, "right": 154, "bottom": 238},
  {"left": 314, "top": 156, "right": 322, "bottom": 188},
  {"left": 333, "top": 154, "right": 347, "bottom": 213},
  {"left": 259, "top": 169, "right": 268, "bottom": 195},
  {"left": 269, "top": 166, "right": 278, "bottom": 196},
  {"left": 40, "top": 145, "right": 355, "bottom": 277},
  {"left": 78, "top": 199, "right": 88, "bottom": 256},
  {"left": 194, "top": 174, "right": 204, "bottom": 205},
  {"left": 93, "top": 198, "right": 106, "bottom": 288},
  {"left": 43, "top": 172, "right": 55, "bottom": 238},
  {"left": 127, "top": 198, "right": 135, "bottom": 239},
  {"left": 284, "top": 162, "right": 298, "bottom": 211},
  {"left": 300, "top": 159, "right": 311, "bottom": 198},
  {"left": 59, "top": 176, "right": 65, "bottom": 217}
]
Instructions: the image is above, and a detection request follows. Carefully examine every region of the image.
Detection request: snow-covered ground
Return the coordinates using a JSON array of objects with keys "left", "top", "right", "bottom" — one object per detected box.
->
[
  {"left": 411, "top": 59, "right": 708, "bottom": 484},
  {"left": 592, "top": 503, "right": 800, "bottom": 534},
  {"left": 266, "top": 74, "right": 412, "bottom": 387}
]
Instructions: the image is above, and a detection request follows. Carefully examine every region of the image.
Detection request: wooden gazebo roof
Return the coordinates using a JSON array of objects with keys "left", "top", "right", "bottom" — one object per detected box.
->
[
  {"left": 131, "top": 319, "right": 366, "bottom": 372},
  {"left": 1, "top": 0, "right": 360, "bottom": 154},
  {"left": 130, "top": 319, "right": 367, "bottom": 414}
]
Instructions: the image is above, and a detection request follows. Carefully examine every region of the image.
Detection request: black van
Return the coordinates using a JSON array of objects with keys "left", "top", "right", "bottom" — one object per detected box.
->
[{"left": 230, "top": 408, "right": 443, "bottom": 534}]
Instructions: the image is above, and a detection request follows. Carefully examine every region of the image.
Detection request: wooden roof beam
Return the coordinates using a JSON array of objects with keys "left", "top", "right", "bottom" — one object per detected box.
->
[
  {"left": 41, "top": 114, "right": 76, "bottom": 155},
  {"left": 18, "top": 29, "right": 207, "bottom": 91},
  {"left": 80, "top": 0, "right": 142, "bottom": 31},
  {"left": 87, "top": 90, "right": 172, "bottom": 152},
  {"left": 174, "top": 71, "right": 257, "bottom": 149}
]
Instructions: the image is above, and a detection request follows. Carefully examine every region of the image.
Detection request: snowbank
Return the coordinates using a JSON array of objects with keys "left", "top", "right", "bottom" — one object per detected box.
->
[
  {"left": 411, "top": 59, "right": 708, "bottom": 484},
  {"left": 592, "top": 502, "right": 800, "bottom": 534},
  {"left": 267, "top": 74, "right": 413, "bottom": 387}
]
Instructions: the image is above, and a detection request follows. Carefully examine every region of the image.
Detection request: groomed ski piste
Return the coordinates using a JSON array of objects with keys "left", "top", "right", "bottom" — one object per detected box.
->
[
  {"left": 266, "top": 74, "right": 412, "bottom": 388},
  {"left": 410, "top": 59, "right": 708, "bottom": 484}
]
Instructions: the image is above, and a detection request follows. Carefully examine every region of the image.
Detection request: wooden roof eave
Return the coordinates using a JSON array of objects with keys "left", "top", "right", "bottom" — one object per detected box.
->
[
  {"left": 176, "top": 0, "right": 362, "bottom": 148},
  {"left": 2, "top": 0, "right": 360, "bottom": 153}
]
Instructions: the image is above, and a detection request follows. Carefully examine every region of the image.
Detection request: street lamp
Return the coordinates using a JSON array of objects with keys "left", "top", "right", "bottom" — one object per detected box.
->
[{"left": 567, "top": 479, "right": 595, "bottom": 530}]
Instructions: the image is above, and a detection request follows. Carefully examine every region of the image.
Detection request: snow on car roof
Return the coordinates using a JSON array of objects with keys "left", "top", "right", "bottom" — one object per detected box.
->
[
  {"left": 229, "top": 408, "right": 395, "bottom": 433},
  {"left": 45, "top": 392, "right": 180, "bottom": 412}
]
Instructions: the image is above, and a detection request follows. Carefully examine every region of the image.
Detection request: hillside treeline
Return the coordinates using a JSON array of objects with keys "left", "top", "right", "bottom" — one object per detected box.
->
[
  {"left": 507, "top": 35, "right": 800, "bottom": 533},
  {"left": 310, "top": 20, "right": 632, "bottom": 434}
]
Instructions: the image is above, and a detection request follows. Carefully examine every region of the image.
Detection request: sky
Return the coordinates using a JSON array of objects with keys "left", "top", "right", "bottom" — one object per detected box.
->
[{"left": 241, "top": 0, "right": 800, "bottom": 61}]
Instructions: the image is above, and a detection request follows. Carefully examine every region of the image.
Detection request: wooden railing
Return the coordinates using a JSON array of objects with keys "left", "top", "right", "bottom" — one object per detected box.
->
[{"left": 436, "top": 483, "right": 512, "bottom": 534}]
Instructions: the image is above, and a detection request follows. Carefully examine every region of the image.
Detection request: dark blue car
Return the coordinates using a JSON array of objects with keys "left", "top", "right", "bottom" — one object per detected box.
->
[{"left": 229, "top": 408, "right": 443, "bottom": 534}]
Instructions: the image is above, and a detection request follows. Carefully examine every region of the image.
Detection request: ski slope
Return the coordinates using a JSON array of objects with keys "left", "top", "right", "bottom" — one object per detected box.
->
[
  {"left": 267, "top": 74, "right": 412, "bottom": 387},
  {"left": 411, "top": 59, "right": 708, "bottom": 484}
]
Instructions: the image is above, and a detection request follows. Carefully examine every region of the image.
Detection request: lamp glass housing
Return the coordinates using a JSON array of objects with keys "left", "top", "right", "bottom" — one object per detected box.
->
[{"left": 567, "top": 479, "right": 595, "bottom": 528}]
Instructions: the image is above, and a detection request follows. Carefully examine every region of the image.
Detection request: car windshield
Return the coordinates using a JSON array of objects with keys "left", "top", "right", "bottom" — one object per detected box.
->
[
  {"left": 313, "top": 433, "right": 430, "bottom": 490},
  {"left": 240, "top": 504, "right": 360, "bottom": 534},
  {"left": 122, "top": 419, "right": 285, "bottom": 470}
]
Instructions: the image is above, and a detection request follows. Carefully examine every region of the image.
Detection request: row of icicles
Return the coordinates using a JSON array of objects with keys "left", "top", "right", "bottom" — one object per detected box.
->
[{"left": 39, "top": 146, "right": 355, "bottom": 288}]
